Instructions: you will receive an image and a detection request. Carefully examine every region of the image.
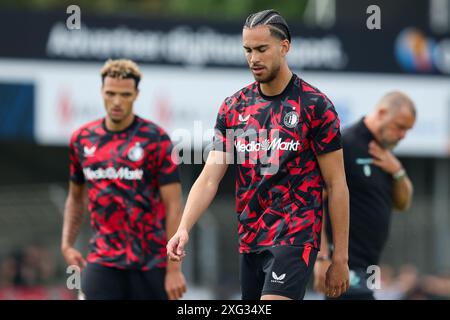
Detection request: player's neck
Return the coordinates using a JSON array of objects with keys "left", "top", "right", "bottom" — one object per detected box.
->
[
  {"left": 105, "top": 114, "right": 135, "bottom": 132},
  {"left": 259, "top": 65, "right": 292, "bottom": 97}
]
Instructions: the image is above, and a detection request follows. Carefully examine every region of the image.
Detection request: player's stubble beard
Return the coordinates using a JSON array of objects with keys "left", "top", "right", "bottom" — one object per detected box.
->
[
  {"left": 107, "top": 107, "right": 133, "bottom": 125},
  {"left": 252, "top": 56, "right": 281, "bottom": 84},
  {"left": 258, "top": 65, "right": 280, "bottom": 83},
  {"left": 110, "top": 117, "right": 122, "bottom": 124}
]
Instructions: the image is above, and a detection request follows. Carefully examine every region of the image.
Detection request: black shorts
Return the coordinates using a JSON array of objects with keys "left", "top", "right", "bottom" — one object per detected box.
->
[
  {"left": 240, "top": 245, "right": 317, "bottom": 300},
  {"left": 81, "top": 263, "right": 168, "bottom": 300}
]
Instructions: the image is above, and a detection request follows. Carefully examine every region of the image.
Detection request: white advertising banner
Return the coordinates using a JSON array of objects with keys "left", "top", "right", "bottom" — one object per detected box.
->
[
  {"left": 0, "top": 59, "right": 449, "bottom": 156},
  {"left": 305, "top": 73, "right": 450, "bottom": 157}
]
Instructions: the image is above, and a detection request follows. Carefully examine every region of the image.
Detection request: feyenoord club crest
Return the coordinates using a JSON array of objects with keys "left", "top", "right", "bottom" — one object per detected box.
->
[
  {"left": 284, "top": 111, "right": 299, "bottom": 128},
  {"left": 128, "top": 142, "right": 144, "bottom": 162}
]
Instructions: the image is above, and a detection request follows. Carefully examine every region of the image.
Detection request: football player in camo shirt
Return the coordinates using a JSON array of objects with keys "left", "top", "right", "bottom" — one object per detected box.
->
[
  {"left": 61, "top": 59, "right": 186, "bottom": 300},
  {"left": 167, "top": 9, "right": 350, "bottom": 300}
]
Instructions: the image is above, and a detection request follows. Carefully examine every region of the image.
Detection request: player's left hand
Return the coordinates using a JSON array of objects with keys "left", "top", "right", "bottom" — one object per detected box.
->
[
  {"left": 369, "top": 141, "right": 402, "bottom": 175},
  {"left": 325, "top": 260, "right": 349, "bottom": 298},
  {"left": 313, "top": 258, "right": 332, "bottom": 294},
  {"left": 165, "top": 263, "right": 187, "bottom": 300}
]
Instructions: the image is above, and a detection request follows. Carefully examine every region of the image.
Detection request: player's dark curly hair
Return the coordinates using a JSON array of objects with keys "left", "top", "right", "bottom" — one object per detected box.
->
[{"left": 244, "top": 9, "right": 291, "bottom": 43}]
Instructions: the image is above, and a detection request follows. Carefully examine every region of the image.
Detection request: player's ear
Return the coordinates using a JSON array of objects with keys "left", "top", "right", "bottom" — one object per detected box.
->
[{"left": 280, "top": 39, "right": 290, "bottom": 57}]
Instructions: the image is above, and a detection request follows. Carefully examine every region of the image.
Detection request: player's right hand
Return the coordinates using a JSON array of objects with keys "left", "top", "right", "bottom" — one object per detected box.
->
[
  {"left": 167, "top": 229, "right": 189, "bottom": 262},
  {"left": 62, "top": 247, "right": 87, "bottom": 270}
]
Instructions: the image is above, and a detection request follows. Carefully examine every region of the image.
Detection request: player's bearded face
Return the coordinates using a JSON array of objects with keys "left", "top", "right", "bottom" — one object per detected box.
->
[
  {"left": 102, "top": 77, "right": 138, "bottom": 124},
  {"left": 258, "top": 55, "right": 281, "bottom": 83},
  {"left": 243, "top": 26, "right": 282, "bottom": 83}
]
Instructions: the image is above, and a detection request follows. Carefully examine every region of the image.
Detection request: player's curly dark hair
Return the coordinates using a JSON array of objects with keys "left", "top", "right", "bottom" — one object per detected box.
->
[{"left": 244, "top": 9, "right": 291, "bottom": 43}]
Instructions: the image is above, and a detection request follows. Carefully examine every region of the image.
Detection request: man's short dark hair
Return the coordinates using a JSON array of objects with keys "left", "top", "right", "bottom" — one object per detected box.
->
[{"left": 244, "top": 9, "right": 291, "bottom": 43}]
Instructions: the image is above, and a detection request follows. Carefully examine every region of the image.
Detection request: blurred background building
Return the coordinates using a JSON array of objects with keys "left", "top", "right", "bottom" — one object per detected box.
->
[{"left": 0, "top": 0, "right": 449, "bottom": 299}]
